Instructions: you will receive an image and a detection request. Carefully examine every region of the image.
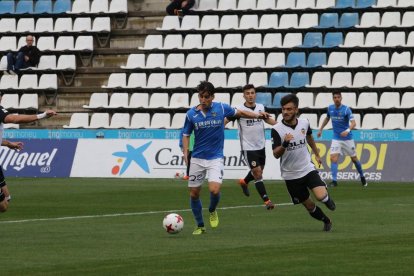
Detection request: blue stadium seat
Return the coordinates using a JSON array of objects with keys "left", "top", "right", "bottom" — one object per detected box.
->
[
  {"left": 16, "top": 0, "right": 34, "bottom": 14},
  {"left": 323, "top": 32, "right": 343, "bottom": 47},
  {"left": 256, "top": 92, "right": 272, "bottom": 107},
  {"left": 307, "top": 53, "right": 327, "bottom": 67},
  {"left": 268, "top": 72, "right": 288, "bottom": 88},
  {"left": 53, "top": 0, "right": 71, "bottom": 13},
  {"left": 319, "top": 13, "right": 339, "bottom": 28},
  {"left": 289, "top": 72, "right": 309, "bottom": 88},
  {"left": 302, "top": 32, "right": 323, "bottom": 47},
  {"left": 34, "top": 0, "right": 52, "bottom": 14},
  {"left": 336, "top": 0, "right": 355, "bottom": 8},
  {"left": 356, "top": 0, "right": 376, "bottom": 7},
  {"left": 272, "top": 92, "right": 290, "bottom": 108},
  {"left": 339, "top": 13, "right": 359, "bottom": 28},
  {"left": 286, "top": 52, "right": 306, "bottom": 67},
  {"left": 0, "top": 1, "right": 14, "bottom": 14}
]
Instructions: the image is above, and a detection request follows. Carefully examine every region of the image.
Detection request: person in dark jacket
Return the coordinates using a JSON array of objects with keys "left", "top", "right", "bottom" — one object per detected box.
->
[
  {"left": 166, "top": 0, "right": 195, "bottom": 16},
  {"left": 6, "top": 35, "right": 41, "bottom": 73}
]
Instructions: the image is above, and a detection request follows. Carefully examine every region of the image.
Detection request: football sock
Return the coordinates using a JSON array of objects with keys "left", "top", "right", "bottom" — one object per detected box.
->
[
  {"left": 208, "top": 192, "right": 221, "bottom": 213},
  {"left": 321, "top": 194, "right": 329, "bottom": 203},
  {"left": 353, "top": 160, "right": 364, "bottom": 176},
  {"left": 254, "top": 180, "right": 269, "bottom": 202},
  {"left": 190, "top": 198, "right": 204, "bottom": 227},
  {"left": 309, "top": 206, "right": 330, "bottom": 224},
  {"left": 244, "top": 171, "right": 255, "bottom": 184},
  {"left": 331, "top": 162, "right": 338, "bottom": 182}
]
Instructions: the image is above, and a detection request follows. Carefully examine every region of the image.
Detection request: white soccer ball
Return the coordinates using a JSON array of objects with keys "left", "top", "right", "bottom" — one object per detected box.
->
[
  {"left": 163, "top": 213, "right": 184, "bottom": 234},
  {"left": 174, "top": 171, "right": 185, "bottom": 179}
]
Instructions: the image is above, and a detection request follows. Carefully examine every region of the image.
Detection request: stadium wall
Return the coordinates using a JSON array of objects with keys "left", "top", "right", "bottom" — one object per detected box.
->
[{"left": 1, "top": 129, "right": 413, "bottom": 182}]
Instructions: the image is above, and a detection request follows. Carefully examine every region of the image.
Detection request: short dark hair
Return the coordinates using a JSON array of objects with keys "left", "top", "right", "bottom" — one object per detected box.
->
[
  {"left": 332, "top": 91, "right": 342, "bottom": 96},
  {"left": 197, "top": 81, "right": 215, "bottom": 96},
  {"left": 280, "top": 93, "right": 299, "bottom": 108},
  {"left": 242, "top": 84, "right": 255, "bottom": 92}
]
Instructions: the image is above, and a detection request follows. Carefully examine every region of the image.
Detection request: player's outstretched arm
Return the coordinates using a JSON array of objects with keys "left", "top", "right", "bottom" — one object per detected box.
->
[
  {"left": 1, "top": 140, "right": 23, "bottom": 150},
  {"left": 4, "top": 110, "right": 57, "bottom": 124},
  {"left": 317, "top": 117, "right": 330, "bottom": 138},
  {"left": 306, "top": 134, "right": 322, "bottom": 167},
  {"left": 236, "top": 109, "right": 270, "bottom": 119},
  {"left": 264, "top": 116, "right": 277, "bottom": 126}
]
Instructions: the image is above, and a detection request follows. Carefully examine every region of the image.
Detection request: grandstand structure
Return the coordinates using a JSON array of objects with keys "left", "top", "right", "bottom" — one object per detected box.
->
[{"left": 1, "top": 0, "right": 414, "bottom": 130}]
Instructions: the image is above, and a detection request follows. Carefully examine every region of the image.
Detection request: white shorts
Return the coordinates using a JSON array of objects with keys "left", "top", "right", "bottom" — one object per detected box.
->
[
  {"left": 330, "top": 139, "right": 356, "bottom": 157},
  {"left": 188, "top": 157, "right": 224, "bottom": 187}
]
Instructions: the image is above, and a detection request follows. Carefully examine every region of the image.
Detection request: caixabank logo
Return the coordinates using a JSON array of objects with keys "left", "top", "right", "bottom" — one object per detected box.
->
[{"left": 111, "top": 141, "right": 152, "bottom": 175}]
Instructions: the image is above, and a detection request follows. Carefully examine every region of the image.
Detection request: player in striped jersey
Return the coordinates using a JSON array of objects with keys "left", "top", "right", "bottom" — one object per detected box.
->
[{"left": 272, "top": 94, "right": 335, "bottom": 231}]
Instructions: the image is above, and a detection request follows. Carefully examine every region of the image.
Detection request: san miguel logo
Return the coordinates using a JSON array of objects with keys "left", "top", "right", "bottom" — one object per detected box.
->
[
  {"left": 0, "top": 147, "right": 57, "bottom": 172},
  {"left": 111, "top": 142, "right": 152, "bottom": 175}
]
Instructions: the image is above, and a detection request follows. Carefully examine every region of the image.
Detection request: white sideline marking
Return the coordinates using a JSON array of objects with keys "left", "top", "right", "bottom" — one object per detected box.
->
[{"left": 0, "top": 203, "right": 293, "bottom": 224}]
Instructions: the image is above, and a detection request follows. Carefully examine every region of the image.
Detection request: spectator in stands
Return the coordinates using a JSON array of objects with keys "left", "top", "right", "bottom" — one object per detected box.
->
[
  {"left": 6, "top": 35, "right": 41, "bottom": 74},
  {"left": 166, "top": 0, "right": 195, "bottom": 16},
  {"left": 0, "top": 93, "right": 57, "bottom": 212}
]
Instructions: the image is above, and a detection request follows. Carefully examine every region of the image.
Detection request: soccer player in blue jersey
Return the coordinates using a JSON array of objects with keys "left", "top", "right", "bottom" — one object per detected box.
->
[
  {"left": 182, "top": 81, "right": 270, "bottom": 235},
  {"left": 317, "top": 92, "right": 367, "bottom": 187}
]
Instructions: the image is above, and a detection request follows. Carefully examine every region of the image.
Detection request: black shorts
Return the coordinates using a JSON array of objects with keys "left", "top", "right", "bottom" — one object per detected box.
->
[
  {"left": 285, "top": 170, "right": 326, "bottom": 204},
  {"left": 242, "top": 148, "right": 266, "bottom": 169}
]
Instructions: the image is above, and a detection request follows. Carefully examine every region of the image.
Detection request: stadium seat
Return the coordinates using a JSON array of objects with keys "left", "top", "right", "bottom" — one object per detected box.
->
[
  {"left": 286, "top": 52, "right": 306, "bottom": 67},
  {"left": 0, "top": 56, "right": 6, "bottom": 71},
  {"left": 401, "top": 92, "right": 414, "bottom": 108},
  {"left": 83, "top": 93, "right": 108, "bottom": 109},
  {"left": 165, "top": 54, "right": 185, "bottom": 69},
  {"left": 92, "top": 17, "right": 111, "bottom": 32},
  {"left": 0, "top": 75, "right": 18, "bottom": 89},
  {"left": 255, "top": 92, "right": 272, "bottom": 107},
  {"left": 121, "top": 54, "right": 145, "bottom": 69},
  {"left": 240, "top": 14, "right": 259, "bottom": 29},
  {"left": 216, "top": 0, "right": 237, "bottom": 10},
  {"left": 149, "top": 93, "right": 169, "bottom": 108},
  {"left": 242, "top": 33, "right": 262, "bottom": 49},
  {"left": 348, "top": 52, "right": 369, "bottom": 67},
  {"left": 256, "top": 0, "right": 276, "bottom": 9},
  {"left": 202, "top": 34, "right": 222, "bottom": 49},
  {"left": 279, "top": 14, "right": 298, "bottom": 29},
  {"left": 55, "top": 18, "right": 73, "bottom": 32},
  {"left": 302, "top": 32, "right": 323, "bottom": 48},
  {"left": 170, "top": 113, "right": 187, "bottom": 129},
  {"left": 245, "top": 53, "right": 265, "bottom": 68},
  {"left": 357, "top": 0, "right": 376, "bottom": 7},
  {"left": 307, "top": 72, "right": 331, "bottom": 87},
  {"left": 297, "top": 92, "right": 314, "bottom": 108},
  {"left": 282, "top": 33, "right": 302, "bottom": 48},
  {"left": 331, "top": 72, "right": 352, "bottom": 88},
  {"left": 183, "top": 34, "right": 202, "bottom": 49},
  {"left": 268, "top": 72, "right": 288, "bottom": 88},
  {"left": 181, "top": 15, "right": 199, "bottom": 30},
  {"left": 406, "top": 114, "right": 414, "bottom": 129},
  {"left": 227, "top": 73, "right": 246, "bottom": 88},
  {"left": 219, "top": 15, "right": 238, "bottom": 29},
  {"left": 390, "top": 52, "right": 411, "bottom": 67},
  {"left": 379, "top": 92, "right": 400, "bottom": 108},
  {"left": 372, "top": 72, "right": 395, "bottom": 87},
  {"left": 57, "top": 55, "right": 76, "bottom": 70},
  {"left": 63, "top": 113, "right": 89, "bottom": 128},
  {"left": 127, "top": 73, "right": 146, "bottom": 88},
  {"left": 103, "top": 73, "right": 126, "bottom": 88},
  {"left": 307, "top": 53, "right": 326, "bottom": 67},
  {"left": 185, "top": 53, "right": 204, "bottom": 68},
  {"left": 69, "top": 0, "right": 90, "bottom": 13},
  {"left": 323, "top": 32, "right": 343, "bottom": 47},
  {"left": 231, "top": 93, "right": 244, "bottom": 106},
  {"left": 34, "top": 0, "right": 52, "bottom": 14},
  {"left": 129, "top": 113, "right": 150, "bottom": 129},
  {"left": 54, "top": 0, "right": 72, "bottom": 13},
  {"left": 258, "top": 14, "right": 278, "bottom": 29},
  {"left": 318, "top": 114, "right": 333, "bottom": 129},
  {"left": 0, "top": 18, "right": 16, "bottom": 33},
  {"left": 362, "top": 114, "right": 383, "bottom": 129},
  {"left": 398, "top": 0, "right": 414, "bottom": 7},
  {"left": 381, "top": 12, "right": 400, "bottom": 27},
  {"left": 146, "top": 73, "right": 167, "bottom": 88},
  {"left": 199, "top": 15, "right": 219, "bottom": 30},
  {"left": 187, "top": 73, "right": 206, "bottom": 88},
  {"left": 146, "top": 53, "right": 165, "bottom": 68},
  {"left": 340, "top": 32, "right": 364, "bottom": 47},
  {"left": 319, "top": 13, "right": 339, "bottom": 28},
  {"left": 357, "top": 12, "right": 380, "bottom": 27},
  {"left": 106, "top": 93, "right": 129, "bottom": 109},
  {"left": 374, "top": 0, "right": 397, "bottom": 7},
  {"left": 222, "top": 33, "right": 242, "bottom": 49},
  {"left": 364, "top": 32, "right": 385, "bottom": 47},
  {"left": 316, "top": 0, "right": 336, "bottom": 8},
  {"left": 16, "top": 0, "right": 34, "bottom": 14},
  {"left": 128, "top": 93, "right": 149, "bottom": 108},
  {"left": 395, "top": 72, "right": 414, "bottom": 87},
  {"left": 163, "top": 34, "right": 182, "bottom": 49},
  {"left": 90, "top": 0, "right": 109, "bottom": 13},
  {"left": 356, "top": 92, "right": 378, "bottom": 108},
  {"left": 205, "top": 53, "right": 225, "bottom": 68},
  {"left": 313, "top": 93, "right": 331, "bottom": 109},
  {"left": 265, "top": 52, "right": 285, "bottom": 67},
  {"left": 340, "top": 92, "right": 357, "bottom": 108},
  {"left": 353, "top": 72, "right": 373, "bottom": 87},
  {"left": 262, "top": 33, "right": 283, "bottom": 48},
  {"left": 190, "top": 93, "right": 200, "bottom": 106},
  {"left": 402, "top": 12, "right": 414, "bottom": 27},
  {"left": 139, "top": 35, "right": 163, "bottom": 50},
  {"left": 88, "top": 113, "right": 110, "bottom": 128},
  {"left": 150, "top": 113, "right": 171, "bottom": 129},
  {"left": 289, "top": 72, "right": 309, "bottom": 88},
  {"left": 277, "top": 0, "right": 296, "bottom": 9},
  {"left": 336, "top": 0, "right": 355, "bottom": 8},
  {"left": 56, "top": 36, "right": 75, "bottom": 51},
  {"left": 17, "top": 18, "right": 35, "bottom": 33},
  {"left": 73, "top": 18, "right": 92, "bottom": 32},
  {"left": 407, "top": 32, "right": 414, "bottom": 47},
  {"left": 300, "top": 113, "right": 318, "bottom": 129},
  {"left": 167, "top": 73, "right": 186, "bottom": 88},
  {"left": 34, "top": 18, "right": 54, "bottom": 33},
  {"left": 340, "top": 13, "right": 359, "bottom": 28},
  {"left": 248, "top": 72, "right": 268, "bottom": 87},
  {"left": 385, "top": 32, "right": 405, "bottom": 47},
  {"left": 299, "top": 14, "right": 318, "bottom": 28},
  {"left": 36, "top": 36, "right": 54, "bottom": 51},
  {"left": 108, "top": 113, "right": 130, "bottom": 129},
  {"left": 368, "top": 52, "right": 390, "bottom": 67},
  {"left": 214, "top": 93, "right": 231, "bottom": 104},
  {"left": 157, "top": 16, "right": 180, "bottom": 30},
  {"left": 1, "top": 94, "right": 19, "bottom": 109},
  {"left": 169, "top": 93, "right": 189, "bottom": 108},
  {"left": 237, "top": 0, "right": 257, "bottom": 9},
  {"left": 296, "top": 0, "right": 317, "bottom": 9},
  {"left": 0, "top": 1, "right": 14, "bottom": 14},
  {"left": 225, "top": 53, "right": 245, "bottom": 68},
  {"left": 198, "top": 0, "right": 217, "bottom": 10},
  {"left": 18, "top": 93, "right": 38, "bottom": 109},
  {"left": 19, "top": 74, "right": 38, "bottom": 90},
  {"left": 36, "top": 55, "right": 56, "bottom": 70},
  {"left": 109, "top": 0, "right": 127, "bottom": 13},
  {"left": 272, "top": 92, "right": 290, "bottom": 108}
]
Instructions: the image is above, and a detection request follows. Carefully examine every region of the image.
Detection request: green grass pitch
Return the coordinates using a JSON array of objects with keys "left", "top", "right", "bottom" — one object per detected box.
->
[{"left": 1, "top": 178, "right": 413, "bottom": 275}]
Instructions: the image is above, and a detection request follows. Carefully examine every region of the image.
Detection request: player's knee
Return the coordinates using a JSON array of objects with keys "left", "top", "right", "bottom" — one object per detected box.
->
[
  {"left": 252, "top": 168, "right": 263, "bottom": 179},
  {"left": 302, "top": 200, "right": 316, "bottom": 212},
  {"left": 0, "top": 201, "right": 8, "bottom": 213},
  {"left": 330, "top": 155, "right": 338, "bottom": 163}
]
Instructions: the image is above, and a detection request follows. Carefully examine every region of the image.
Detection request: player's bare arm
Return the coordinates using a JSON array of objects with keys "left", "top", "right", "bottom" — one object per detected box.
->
[
  {"left": 235, "top": 109, "right": 270, "bottom": 119},
  {"left": 1, "top": 140, "right": 23, "bottom": 150},
  {"left": 182, "top": 135, "right": 190, "bottom": 166},
  {"left": 4, "top": 110, "right": 57, "bottom": 124},
  {"left": 306, "top": 134, "right": 322, "bottom": 167},
  {"left": 317, "top": 117, "right": 330, "bottom": 138},
  {"left": 264, "top": 116, "right": 277, "bottom": 126},
  {"left": 340, "top": 119, "right": 356, "bottom": 137},
  {"left": 273, "top": 133, "right": 294, "bottom": 159}
]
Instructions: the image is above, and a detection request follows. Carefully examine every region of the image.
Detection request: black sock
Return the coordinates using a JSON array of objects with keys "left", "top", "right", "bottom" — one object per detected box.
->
[
  {"left": 254, "top": 180, "right": 269, "bottom": 202},
  {"left": 244, "top": 171, "right": 255, "bottom": 184},
  {"left": 309, "top": 206, "right": 330, "bottom": 223}
]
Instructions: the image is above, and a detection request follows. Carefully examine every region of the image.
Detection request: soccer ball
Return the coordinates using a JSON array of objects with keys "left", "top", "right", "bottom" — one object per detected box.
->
[
  {"left": 163, "top": 213, "right": 184, "bottom": 234},
  {"left": 174, "top": 171, "right": 185, "bottom": 179}
]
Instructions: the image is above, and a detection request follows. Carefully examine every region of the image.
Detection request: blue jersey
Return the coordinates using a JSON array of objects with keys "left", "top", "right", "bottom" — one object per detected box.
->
[
  {"left": 326, "top": 104, "right": 354, "bottom": 140},
  {"left": 182, "top": 102, "right": 237, "bottom": 160}
]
